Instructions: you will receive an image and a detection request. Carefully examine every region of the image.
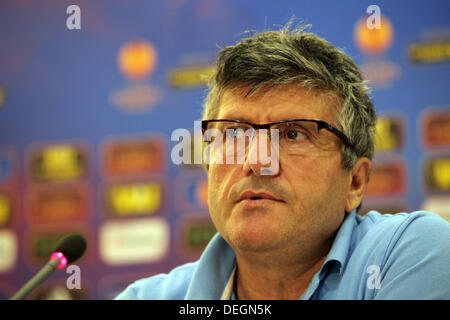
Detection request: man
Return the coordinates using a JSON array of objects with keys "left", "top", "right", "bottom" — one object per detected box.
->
[{"left": 115, "top": 24, "right": 450, "bottom": 300}]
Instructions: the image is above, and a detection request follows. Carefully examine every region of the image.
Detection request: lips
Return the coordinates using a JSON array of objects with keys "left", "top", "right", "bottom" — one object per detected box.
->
[{"left": 237, "top": 190, "right": 283, "bottom": 202}]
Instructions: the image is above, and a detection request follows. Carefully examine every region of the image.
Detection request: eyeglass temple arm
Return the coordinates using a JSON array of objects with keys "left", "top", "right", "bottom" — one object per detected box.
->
[{"left": 317, "top": 121, "right": 354, "bottom": 149}]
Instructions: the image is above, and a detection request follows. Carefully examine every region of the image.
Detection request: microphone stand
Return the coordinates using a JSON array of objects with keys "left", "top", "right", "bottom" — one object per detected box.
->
[{"left": 10, "top": 258, "right": 61, "bottom": 300}]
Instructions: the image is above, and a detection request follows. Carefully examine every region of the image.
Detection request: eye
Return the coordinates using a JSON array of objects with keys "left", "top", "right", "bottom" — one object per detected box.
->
[
  {"left": 225, "top": 127, "right": 246, "bottom": 139},
  {"left": 283, "top": 127, "right": 308, "bottom": 141}
]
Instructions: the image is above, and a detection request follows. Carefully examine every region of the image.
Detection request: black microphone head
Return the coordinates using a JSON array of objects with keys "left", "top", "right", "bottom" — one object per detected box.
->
[{"left": 53, "top": 232, "right": 87, "bottom": 264}]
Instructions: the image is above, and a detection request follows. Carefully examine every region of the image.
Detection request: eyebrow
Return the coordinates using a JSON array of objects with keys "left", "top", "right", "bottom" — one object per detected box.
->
[
  {"left": 215, "top": 116, "right": 304, "bottom": 124},
  {"left": 217, "top": 116, "right": 253, "bottom": 123}
]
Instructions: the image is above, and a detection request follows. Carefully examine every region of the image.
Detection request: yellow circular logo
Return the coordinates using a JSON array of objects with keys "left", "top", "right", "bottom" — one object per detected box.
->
[
  {"left": 118, "top": 40, "right": 157, "bottom": 81},
  {"left": 354, "top": 16, "right": 394, "bottom": 55}
]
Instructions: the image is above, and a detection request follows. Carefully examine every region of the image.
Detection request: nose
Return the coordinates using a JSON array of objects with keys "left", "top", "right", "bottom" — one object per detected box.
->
[{"left": 242, "top": 129, "right": 280, "bottom": 176}]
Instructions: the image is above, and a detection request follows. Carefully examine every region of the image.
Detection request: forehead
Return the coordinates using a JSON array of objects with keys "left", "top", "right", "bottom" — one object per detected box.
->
[{"left": 217, "top": 84, "right": 339, "bottom": 124}]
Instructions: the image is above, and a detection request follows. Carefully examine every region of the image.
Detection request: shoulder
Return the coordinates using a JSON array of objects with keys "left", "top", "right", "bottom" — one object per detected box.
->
[
  {"left": 360, "top": 210, "right": 450, "bottom": 245},
  {"left": 356, "top": 210, "right": 450, "bottom": 259},
  {"left": 114, "top": 262, "right": 198, "bottom": 300},
  {"left": 357, "top": 211, "right": 450, "bottom": 299},
  {"left": 379, "top": 210, "right": 450, "bottom": 263}
]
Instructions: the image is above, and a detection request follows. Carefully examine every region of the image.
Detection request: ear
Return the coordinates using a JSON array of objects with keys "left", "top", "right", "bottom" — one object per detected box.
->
[{"left": 345, "top": 157, "right": 371, "bottom": 212}]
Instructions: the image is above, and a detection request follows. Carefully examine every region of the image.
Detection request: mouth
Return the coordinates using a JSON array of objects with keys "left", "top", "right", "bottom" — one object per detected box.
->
[{"left": 237, "top": 190, "right": 283, "bottom": 203}]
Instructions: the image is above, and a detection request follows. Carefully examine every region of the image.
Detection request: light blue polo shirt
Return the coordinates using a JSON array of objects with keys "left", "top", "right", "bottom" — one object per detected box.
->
[{"left": 115, "top": 210, "right": 450, "bottom": 300}]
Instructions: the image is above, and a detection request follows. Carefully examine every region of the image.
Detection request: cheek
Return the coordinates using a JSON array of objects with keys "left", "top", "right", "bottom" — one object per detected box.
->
[
  {"left": 283, "top": 154, "right": 348, "bottom": 209},
  {"left": 283, "top": 155, "right": 322, "bottom": 188},
  {"left": 281, "top": 156, "right": 348, "bottom": 240},
  {"left": 207, "top": 164, "right": 234, "bottom": 216},
  {"left": 207, "top": 166, "right": 221, "bottom": 209}
]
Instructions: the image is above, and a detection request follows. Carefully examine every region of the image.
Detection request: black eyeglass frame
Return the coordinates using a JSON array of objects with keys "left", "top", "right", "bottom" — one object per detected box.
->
[{"left": 201, "top": 119, "right": 354, "bottom": 150}]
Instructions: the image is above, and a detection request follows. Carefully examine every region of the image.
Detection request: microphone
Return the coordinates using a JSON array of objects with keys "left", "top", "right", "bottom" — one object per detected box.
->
[{"left": 10, "top": 232, "right": 87, "bottom": 300}]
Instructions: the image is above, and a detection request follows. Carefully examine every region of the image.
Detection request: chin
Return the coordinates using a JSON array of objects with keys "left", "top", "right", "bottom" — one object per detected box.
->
[
  {"left": 227, "top": 226, "right": 282, "bottom": 253},
  {"left": 217, "top": 207, "right": 292, "bottom": 253}
]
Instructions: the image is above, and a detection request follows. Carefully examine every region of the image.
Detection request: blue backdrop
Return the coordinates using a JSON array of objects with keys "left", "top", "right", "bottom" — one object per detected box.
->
[{"left": 0, "top": 0, "right": 449, "bottom": 299}]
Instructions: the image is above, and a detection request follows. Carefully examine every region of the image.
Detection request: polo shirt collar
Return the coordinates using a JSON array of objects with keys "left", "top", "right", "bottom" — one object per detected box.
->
[
  {"left": 319, "top": 209, "right": 357, "bottom": 276},
  {"left": 184, "top": 233, "right": 236, "bottom": 299}
]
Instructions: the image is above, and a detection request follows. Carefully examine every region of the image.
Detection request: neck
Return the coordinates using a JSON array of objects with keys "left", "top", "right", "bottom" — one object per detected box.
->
[{"left": 234, "top": 240, "right": 332, "bottom": 300}]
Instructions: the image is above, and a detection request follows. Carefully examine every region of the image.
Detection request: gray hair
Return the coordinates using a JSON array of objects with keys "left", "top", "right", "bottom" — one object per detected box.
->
[{"left": 202, "top": 22, "right": 377, "bottom": 169}]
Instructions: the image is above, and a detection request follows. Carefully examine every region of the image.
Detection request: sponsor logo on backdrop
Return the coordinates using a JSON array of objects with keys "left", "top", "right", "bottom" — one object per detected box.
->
[
  {"left": 424, "top": 155, "right": 450, "bottom": 192},
  {"left": 27, "top": 142, "right": 89, "bottom": 182},
  {"left": 421, "top": 108, "right": 450, "bottom": 149},
  {"left": 0, "top": 189, "right": 13, "bottom": 227},
  {"left": 175, "top": 171, "right": 209, "bottom": 212},
  {"left": 109, "top": 40, "right": 162, "bottom": 113},
  {"left": 168, "top": 64, "right": 215, "bottom": 89},
  {"left": 99, "top": 217, "right": 169, "bottom": 265},
  {"left": 100, "top": 135, "right": 166, "bottom": 177},
  {"left": 167, "top": 51, "right": 216, "bottom": 89},
  {"left": 25, "top": 182, "right": 90, "bottom": 225},
  {"left": 365, "top": 158, "right": 407, "bottom": 196},
  {"left": 0, "top": 146, "right": 18, "bottom": 185},
  {"left": 176, "top": 216, "right": 217, "bottom": 261},
  {"left": 0, "top": 87, "right": 5, "bottom": 109},
  {"left": 420, "top": 107, "right": 450, "bottom": 220},
  {"left": 0, "top": 229, "right": 17, "bottom": 273},
  {"left": 374, "top": 115, "right": 405, "bottom": 153},
  {"left": 102, "top": 180, "right": 164, "bottom": 217},
  {"left": 408, "top": 28, "right": 450, "bottom": 64},
  {"left": 354, "top": 12, "right": 400, "bottom": 89},
  {"left": 181, "top": 220, "right": 216, "bottom": 252}
]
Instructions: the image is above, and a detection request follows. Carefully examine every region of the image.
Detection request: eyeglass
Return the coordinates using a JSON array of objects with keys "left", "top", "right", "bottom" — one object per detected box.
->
[{"left": 201, "top": 119, "right": 354, "bottom": 153}]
